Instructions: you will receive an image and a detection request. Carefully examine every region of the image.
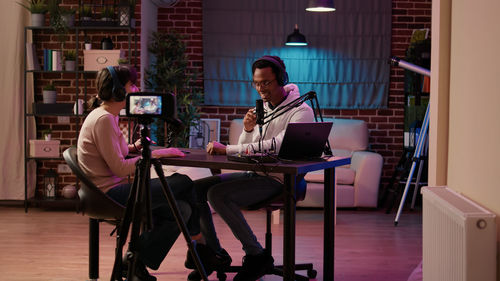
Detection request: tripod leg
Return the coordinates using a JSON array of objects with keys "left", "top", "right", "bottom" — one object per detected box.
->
[
  {"left": 394, "top": 161, "right": 418, "bottom": 225},
  {"left": 110, "top": 167, "right": 142, "bottom": 281},
  {"left": 411, "top": 135, "right": 428, "bottom": 210},
  {"left": 410, "top": 159, "right": 425, "bottom": 210},
  {"left": 394, "top": 104, "right": 430, "bottom": 225},
  {"left": 126, "top": 157, "right": 152, "bottom": 280},
  {"left": 152, "top": 160, "right": 209, "bottom": 281}
]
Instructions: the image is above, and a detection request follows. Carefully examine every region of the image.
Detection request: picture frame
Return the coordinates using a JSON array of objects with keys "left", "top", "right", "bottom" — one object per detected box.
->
[{"left": 189, "top": 118, "right": 220, "bottom": 149}]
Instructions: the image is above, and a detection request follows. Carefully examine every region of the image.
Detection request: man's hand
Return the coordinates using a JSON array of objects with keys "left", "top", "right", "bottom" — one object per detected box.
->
[
  {"left": 152, "top": 147, "right": 185, "bottom": 158},
  {"left": 206, "top": 141, "right": 227, "bottom": 155},
  {"left": 243, "top": 108, "right": 257, "bottom": 132}
]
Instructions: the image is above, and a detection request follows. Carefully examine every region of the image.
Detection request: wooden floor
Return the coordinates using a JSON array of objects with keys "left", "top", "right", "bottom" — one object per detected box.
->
[{"left": 0, "top": 206, "right": 422, "bottom": 281}]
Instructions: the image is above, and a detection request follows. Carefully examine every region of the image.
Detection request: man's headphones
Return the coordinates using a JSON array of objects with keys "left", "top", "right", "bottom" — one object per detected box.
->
[
  {"left": 106, "top": 66, "right": 126, "bottom": 102},
  {"left": 256, "top": 56, "right": 289, "bottom": 86}
]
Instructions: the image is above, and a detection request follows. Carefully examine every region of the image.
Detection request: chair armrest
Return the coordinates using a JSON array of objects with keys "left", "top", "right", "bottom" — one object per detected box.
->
[{"left": 350, "top": 151, "right": 383, "bottom": 207}]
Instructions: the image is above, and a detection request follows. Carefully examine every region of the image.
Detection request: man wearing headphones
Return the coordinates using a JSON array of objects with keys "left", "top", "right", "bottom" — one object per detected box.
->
[{"left": 202, "top": 56, "right": 314, "bottom": 280}]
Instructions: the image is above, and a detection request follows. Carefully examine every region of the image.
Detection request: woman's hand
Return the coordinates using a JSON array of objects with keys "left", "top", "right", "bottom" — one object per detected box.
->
[
  {"left": 152, "top": 147, "right": 185, "bottom": 158},
  {"left": 129, "top": 139, "right": 142, "bottom": 153},
  {"left": 206, "top": 141, "right": 227, "bottom": 155}
]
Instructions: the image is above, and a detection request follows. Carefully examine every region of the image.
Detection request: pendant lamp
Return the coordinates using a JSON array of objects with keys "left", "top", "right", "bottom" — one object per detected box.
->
[
  {"left": 306, "top": 0, "right": 336, "bottom": 12},
  {"left": 285, "top": 0, "right": 308, "bottom": 46},
  {"left": 286, "top": 24, "right": 307, "bottom": 46}
]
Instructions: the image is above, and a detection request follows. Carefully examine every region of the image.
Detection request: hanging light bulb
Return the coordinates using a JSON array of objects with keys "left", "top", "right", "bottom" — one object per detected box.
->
[
  {"left": 306, "top": 0, "right": 336, "bottom": 12},
  {"left": 286, "top": 24, "right": 308, "bottom": 46},
  {"left": 285, "top": 0, "right": 308, "bottom": 46}
]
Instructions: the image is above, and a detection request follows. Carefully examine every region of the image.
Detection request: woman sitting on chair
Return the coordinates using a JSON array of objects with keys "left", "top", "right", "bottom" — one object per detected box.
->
[{"left": 77, "top": 65, "right": 228, "bottom": 281}]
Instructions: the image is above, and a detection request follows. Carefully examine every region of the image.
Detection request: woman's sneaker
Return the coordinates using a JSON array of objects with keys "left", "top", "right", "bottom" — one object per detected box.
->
[
  {"left": 185, "top": 244, "right": 232, "bottom": 269},
  {"left": 233, "top": 250, "right": 274, "bottom": 281}
]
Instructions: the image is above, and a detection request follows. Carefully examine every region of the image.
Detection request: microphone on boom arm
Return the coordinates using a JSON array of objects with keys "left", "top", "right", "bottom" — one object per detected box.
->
[
  {"left": 255, "top": 99, "right": 265, "bottom": 152},
  {"left": 256, "top": 99, "right": 265, "bottom": 132}
]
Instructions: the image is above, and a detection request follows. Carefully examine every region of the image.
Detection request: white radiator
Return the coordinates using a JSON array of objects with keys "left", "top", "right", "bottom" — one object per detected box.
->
[{"left": 422, "top": 186, "right": 497, "bottom": 281}]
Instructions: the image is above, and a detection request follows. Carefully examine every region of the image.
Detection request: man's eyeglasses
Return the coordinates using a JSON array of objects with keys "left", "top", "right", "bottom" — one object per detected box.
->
[{"left": 251, "top": 79, "right": 276, "bottom": 89}]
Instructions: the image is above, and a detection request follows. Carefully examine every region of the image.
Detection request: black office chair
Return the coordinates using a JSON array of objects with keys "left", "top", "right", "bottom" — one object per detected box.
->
[
  {"left": 63, "top": 147, "right": 125, "bottom": 281},
  {"left": 215, "top": 177, "right": 317, "bottom": 281}
]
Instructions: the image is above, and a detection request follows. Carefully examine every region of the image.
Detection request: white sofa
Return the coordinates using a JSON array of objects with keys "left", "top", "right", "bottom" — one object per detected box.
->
[{"left": 227, "top": 118, "right": 383, "bottom": 208}]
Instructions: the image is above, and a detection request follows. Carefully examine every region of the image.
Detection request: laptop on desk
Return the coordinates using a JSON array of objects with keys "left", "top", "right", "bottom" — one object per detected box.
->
[{"left": 227, "top": 122, "right": 333, "bottom": 163}]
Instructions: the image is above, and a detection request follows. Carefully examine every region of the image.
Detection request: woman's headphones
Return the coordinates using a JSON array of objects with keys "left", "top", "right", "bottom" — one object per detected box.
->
[
  {"left": 106, "top": 66, "right": 126, "bottom": 102},
  {"left": 256, "top": 56, "right": 289, "bottom": 86}
]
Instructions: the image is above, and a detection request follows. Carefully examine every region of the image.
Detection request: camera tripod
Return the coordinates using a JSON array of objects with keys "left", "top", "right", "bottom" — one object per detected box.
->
[
  {"left": 110, "top": 119, "right": 209, "bottom": 281},
  {"left": 387, "top": 57, "right": 431, "bottom": 226}
]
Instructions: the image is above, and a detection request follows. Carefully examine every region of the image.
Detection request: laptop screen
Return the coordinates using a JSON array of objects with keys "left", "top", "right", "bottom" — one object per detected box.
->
[{"left": 278, "top": 122, "right": 333, "bottom": 160}]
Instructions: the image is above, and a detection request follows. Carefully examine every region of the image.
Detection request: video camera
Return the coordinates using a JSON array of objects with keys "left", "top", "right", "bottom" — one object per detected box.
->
[{"left": 126, "top": 92, "right": 176, "bottom": 121}]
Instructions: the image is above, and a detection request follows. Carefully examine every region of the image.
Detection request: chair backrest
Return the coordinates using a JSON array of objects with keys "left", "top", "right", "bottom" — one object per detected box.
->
[{"left": 63, "top": 147, "right": 124, "bottom": 221}]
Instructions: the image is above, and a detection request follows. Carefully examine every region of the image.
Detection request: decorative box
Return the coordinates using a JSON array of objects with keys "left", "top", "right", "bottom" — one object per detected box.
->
[
  {"left": 29, "top": 140, "right": 60, "bottom": 158},
  {"left": 84, "top": 50, "right": 124, "bottom": 71},
  {"left": 32, "top": 103, "right": 73, "bottom": 115}
]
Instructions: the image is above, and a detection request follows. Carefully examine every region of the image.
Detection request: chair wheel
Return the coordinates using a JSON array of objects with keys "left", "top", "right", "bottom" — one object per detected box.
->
[
  {"left": 216, "top": 271, "right": 227, "bottom": 281},
  {"left": 307, "top": 269, "right": 317, "bottom": 278},
  {"left": 187, "top": 270, "right": 202, "bottom": 281}
]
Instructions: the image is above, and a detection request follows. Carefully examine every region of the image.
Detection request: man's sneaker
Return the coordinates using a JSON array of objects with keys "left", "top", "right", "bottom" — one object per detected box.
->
[
  {"left": 122, "top": 259, "right": 157, "bottom": 281},
  {"left": 233, "top": 250, "right": 274, "bottom": 281},
  {"left": 185, "top": 246, "right": 232, "bottom": 280},
  {"left": 184, "top": 244, "right": 232, "bottom": 270}
]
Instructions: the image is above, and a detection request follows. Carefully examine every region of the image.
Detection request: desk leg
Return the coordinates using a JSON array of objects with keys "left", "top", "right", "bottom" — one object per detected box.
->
[
  {"left": 324, "top": 167, "right": 335, "bottom": 280},
  {"left": 283, "top": 174, "right": 296, "bottom": 281}
]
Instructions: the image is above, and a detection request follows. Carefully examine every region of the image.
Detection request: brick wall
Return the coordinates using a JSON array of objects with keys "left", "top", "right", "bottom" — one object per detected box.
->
[
  {"left": 157, "top": 0, "right": 432, "bottom": 185},
  {"left": 34, "top": 0, "right": 431, "bottom": 197},
  {"left": 32, "top": 1, "right": 142, "bottom": 197}
]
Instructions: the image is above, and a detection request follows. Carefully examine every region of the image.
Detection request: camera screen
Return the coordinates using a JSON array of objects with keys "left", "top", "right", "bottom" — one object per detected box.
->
[
  {"left": 127, "top": 95, "right": 162, "bottom": 116},
  {"left": 126, "top": 92, "right": 176, "bottom": 119}
]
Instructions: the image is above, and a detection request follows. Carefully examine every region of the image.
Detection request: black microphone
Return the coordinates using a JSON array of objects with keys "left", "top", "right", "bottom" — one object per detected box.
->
[
  {"left": 256, "top": 99, "right": 264, "bottom": 126},
  {"left": 255, "top": 99, "right": 265, "bottom": 153}
]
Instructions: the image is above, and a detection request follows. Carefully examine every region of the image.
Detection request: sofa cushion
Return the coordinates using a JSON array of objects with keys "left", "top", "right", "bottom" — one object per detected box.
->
[
  {"left": 331, "top": 149, "right": 352, "bottom": 158},
  {"left": 229, "top": 119, "right": 244, "bottom": 145},
  {"left": 304, "top": 167, "right": 355, "bottom": 185},
  {"left": 326, "top": 118, "right": 368, "bottom": 152}
]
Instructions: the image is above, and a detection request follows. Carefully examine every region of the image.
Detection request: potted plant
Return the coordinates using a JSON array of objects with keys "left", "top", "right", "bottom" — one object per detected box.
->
[
  {"left": 80, "top": 4, "right": 92, "bottom": 22},
  {"left": 41, "top": 128, "right": 52, "bottom": 140},
  {"left": 42, "top": 84, "right": 57, "bottom": 104},
  {"left": 117, "top": 57, "right": 129, "bottom": 65},
  {"left": 101, "top": 6, "right": 114, "bottom": 21},
  {"left": 64, "top": 50, "right": 76, "bottom": 71},
  {"left": 60, "top": 6, "right": 76, "bottom": 27},
  {"left": 84, "top": 36, "right": 92, "bottom": 50},
  {"left": 47, "top": 0, "right": 68, "bottom": 44},
  {"left": 145, "top": 31, "right": 203, "bottom": 147},
  {"left": 18, "top": 0, "right": 48, "bottom": 27}
]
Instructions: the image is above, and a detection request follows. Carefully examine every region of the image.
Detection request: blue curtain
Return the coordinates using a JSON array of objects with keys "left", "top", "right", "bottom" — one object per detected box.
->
[{"left": 202, "top": 0, "right": 391, "bottom": 109}]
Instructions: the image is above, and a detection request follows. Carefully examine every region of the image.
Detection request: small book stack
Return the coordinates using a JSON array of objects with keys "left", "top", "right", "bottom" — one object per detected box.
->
[{"left": 42, "top": 49, "right": 63, "bottom": 71}]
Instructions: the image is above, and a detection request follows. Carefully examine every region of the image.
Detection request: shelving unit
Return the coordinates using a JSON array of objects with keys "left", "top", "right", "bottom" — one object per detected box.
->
[{"left": 23, "top": 25, "right": 137, "bottom": 212}]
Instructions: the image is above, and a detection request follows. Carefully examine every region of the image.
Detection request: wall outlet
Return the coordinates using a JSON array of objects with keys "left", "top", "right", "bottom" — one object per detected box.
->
[
  {"left": 58, "top": 116, "right": 70, "bottom": 123},
  {"left": 57, "top": 164, "right": 71, "bottom": 174}
]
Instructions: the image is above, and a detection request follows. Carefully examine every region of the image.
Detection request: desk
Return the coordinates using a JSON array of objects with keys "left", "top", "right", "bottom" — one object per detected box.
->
[{"left": 160, "top": 149, "right": 350, "bottom": 281}]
